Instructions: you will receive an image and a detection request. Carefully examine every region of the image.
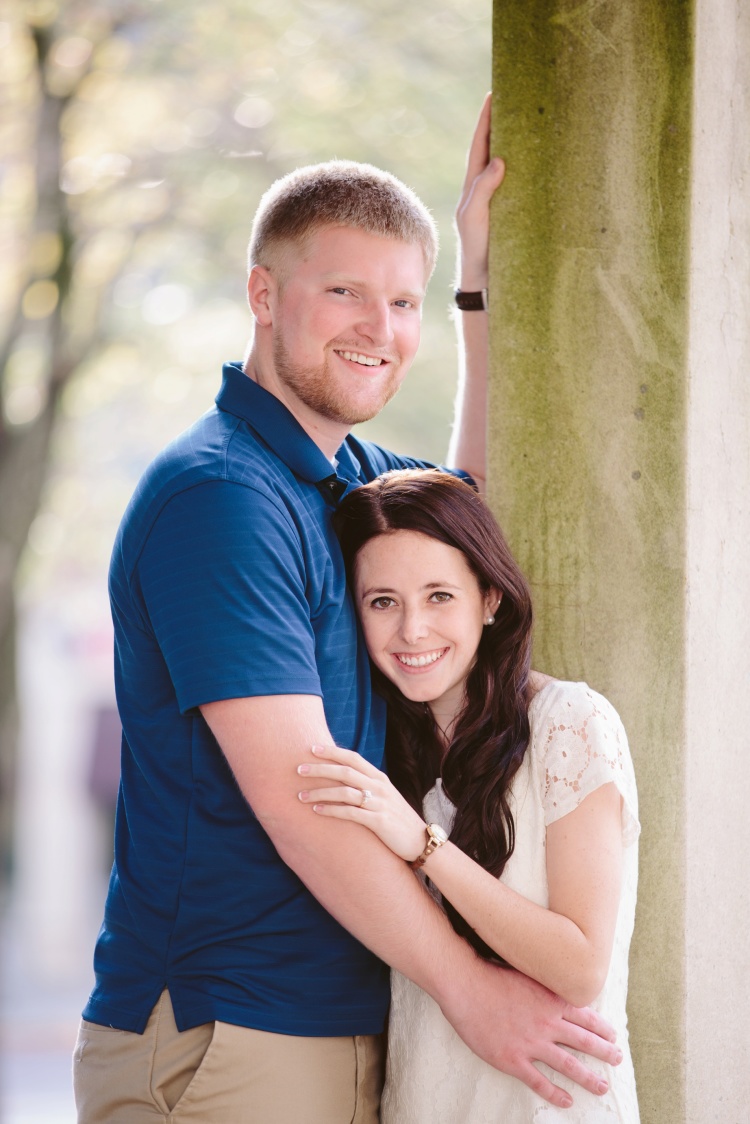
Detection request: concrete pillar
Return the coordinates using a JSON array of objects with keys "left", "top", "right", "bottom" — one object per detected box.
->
[{"left": 488, "top": 2, "right": 749, "bottom": 1121}]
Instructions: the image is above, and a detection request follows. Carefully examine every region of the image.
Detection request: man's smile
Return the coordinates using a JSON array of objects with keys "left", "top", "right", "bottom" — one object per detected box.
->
[{"left": 334, "top": 349, "right": 386, "bottom": 367}]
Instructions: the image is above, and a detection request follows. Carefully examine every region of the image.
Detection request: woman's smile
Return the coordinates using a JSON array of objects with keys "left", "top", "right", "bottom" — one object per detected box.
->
[{"left": 392, "top": 647, "right": 449, "bottom": 670}]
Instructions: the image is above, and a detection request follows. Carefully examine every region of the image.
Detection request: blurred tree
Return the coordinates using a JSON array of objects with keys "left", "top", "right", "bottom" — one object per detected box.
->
[{"left": 0, "top": 0, "right": 490, "bottom": 883}]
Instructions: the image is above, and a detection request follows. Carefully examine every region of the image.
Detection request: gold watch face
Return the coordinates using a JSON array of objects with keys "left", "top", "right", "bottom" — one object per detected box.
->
[{"left": 427, "top": 823, "right": 448, "bottom": 844}]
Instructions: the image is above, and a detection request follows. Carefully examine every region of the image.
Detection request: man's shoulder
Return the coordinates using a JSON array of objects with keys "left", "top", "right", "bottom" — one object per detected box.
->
[
  {"left": 113, "top": 407, "right": 289, "bottom": 569},
  {"left": 344, "top": 433, "right": 441, "bottom": 480}
]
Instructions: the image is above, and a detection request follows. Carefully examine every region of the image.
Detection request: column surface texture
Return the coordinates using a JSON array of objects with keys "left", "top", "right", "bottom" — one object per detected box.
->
[{"left": 488, "top": 1, "right": 749, "bottom": 1121}]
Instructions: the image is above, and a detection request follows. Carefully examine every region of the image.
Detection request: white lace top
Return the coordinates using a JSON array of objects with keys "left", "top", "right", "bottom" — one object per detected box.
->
[{"left": 381, "top": 680, "right": 640, "bottom": 1123}]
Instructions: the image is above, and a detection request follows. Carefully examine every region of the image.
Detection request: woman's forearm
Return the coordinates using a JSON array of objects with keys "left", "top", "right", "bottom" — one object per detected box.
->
[
  {"left": 421, "top": 783, "right": 624, "bottom": 1007},
  {"left": 422, "top": 843, "right": 601, "bottom": 1005}
]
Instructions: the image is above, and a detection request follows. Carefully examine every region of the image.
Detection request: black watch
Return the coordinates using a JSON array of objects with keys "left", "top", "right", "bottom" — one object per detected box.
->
[{"left": 454, "top": 288, "right": 488, "bottom": 311}]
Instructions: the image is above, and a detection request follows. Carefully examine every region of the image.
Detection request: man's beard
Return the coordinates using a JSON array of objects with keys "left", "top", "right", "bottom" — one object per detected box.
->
[{"left": 272, "top": 331, "right": 403, "bottom": 426}]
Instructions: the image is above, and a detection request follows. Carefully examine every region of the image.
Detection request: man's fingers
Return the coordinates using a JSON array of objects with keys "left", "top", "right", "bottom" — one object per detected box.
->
[
  {"left": 556, "top": 1021, "right": 623, "bottom": 1067},
  {"left": 464, "top": 92, "right": 493, "bottom": 181},
  {"left": 510, "top": 1061, "right": 574, "bottom": 1110},
  {"left": 562, "top": 1002, "right": 618, "bottom": 1045},
  {"left": 537, "top": 1043, "right": 611, "bottom": 1099},
  {"left": 464, "top": 158, "right": 506, "bottom": 209}
]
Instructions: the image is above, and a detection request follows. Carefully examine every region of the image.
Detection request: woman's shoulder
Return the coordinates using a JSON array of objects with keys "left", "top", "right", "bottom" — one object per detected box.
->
[
  {"left": 527, "top": 673, "right": 625, "bottom": 736},
  {"left": 525, "top": 674, "right": 639, "bottom": 839}
]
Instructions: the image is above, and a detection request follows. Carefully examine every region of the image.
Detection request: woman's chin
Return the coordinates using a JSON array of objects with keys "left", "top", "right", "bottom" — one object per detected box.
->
[{"left": 383, "top": 675, "right": 439, "bottom": 706}]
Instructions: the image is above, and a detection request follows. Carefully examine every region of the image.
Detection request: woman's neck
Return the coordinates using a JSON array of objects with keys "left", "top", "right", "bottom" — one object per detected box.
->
[{"left": 428, "top": 702, "right": 461, "bottom": 753}]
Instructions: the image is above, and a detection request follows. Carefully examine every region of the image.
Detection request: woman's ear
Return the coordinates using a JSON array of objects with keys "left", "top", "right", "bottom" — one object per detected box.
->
[
  {"left": 247, "top": 265, "right": 276, "bottom": 327},
  {"left": 484, "top": 589, "right": 502, "bottom": 623}
]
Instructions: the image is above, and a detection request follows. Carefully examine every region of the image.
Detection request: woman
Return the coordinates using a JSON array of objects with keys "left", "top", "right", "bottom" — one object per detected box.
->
[{"left": 297, "top": 469, "right": 640, "bottom": 1122}]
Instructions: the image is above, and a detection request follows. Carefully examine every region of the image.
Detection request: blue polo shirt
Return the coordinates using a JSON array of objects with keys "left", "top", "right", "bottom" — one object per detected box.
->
[{"left": 82, "top": 361, "right": 445, "bottom": 1036}]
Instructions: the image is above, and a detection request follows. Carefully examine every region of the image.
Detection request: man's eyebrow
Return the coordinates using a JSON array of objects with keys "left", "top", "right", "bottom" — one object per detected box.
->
[{"left": 322, "top": 273, "right": 425, "bottom": 300}]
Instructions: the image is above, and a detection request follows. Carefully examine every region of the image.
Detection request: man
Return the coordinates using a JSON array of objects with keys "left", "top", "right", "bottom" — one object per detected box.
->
[{"left": 74, "top": 102, "right": 621, "bottom": 1122}]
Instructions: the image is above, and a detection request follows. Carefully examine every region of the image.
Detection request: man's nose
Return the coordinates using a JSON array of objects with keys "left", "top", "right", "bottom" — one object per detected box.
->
[{"left": 354, "top": 300, "right": 394, "bottom": 347}]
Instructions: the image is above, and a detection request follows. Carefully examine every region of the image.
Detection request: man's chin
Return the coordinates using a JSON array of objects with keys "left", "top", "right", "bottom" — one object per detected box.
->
[{"left": 314, "top": 385, "right": 401, "bottom": 427}]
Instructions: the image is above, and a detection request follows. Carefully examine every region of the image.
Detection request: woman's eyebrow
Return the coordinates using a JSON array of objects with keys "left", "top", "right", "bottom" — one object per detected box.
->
[{"left": 359, "top": 581, "right": 462, "bottom": 598}]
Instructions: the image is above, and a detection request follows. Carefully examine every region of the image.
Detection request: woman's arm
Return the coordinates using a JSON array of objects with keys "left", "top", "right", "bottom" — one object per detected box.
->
[
  {"left": 421, "top": 783, "right": 623, "bottom": 1006},
  {"left": 298, "top": 746, "right": 624, "bottom": 1008}
]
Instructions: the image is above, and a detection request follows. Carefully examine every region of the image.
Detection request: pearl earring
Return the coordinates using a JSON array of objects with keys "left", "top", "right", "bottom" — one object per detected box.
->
[{"left": 484, "top": 615, "right": 495, "bottom": 626}]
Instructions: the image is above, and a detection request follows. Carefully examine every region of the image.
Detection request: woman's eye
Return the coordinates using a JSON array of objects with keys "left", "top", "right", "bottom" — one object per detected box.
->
[
  {"left": 370, "top": 597, "right": 395, "bottom": 610},
  {"left": 430, "top": 592, "right": 452, "bottom": 603}
]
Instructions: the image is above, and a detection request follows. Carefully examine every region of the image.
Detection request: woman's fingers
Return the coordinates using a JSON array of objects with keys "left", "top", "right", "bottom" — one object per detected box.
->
[
  {"left": 298, "top": 784, "right": 368, "bottom": 807},
  {"left": 298, "top": 761, "right": 377, "bottom": 791},
  {"left": 310, "top": 743, "right": 382, "bottom": 778}
]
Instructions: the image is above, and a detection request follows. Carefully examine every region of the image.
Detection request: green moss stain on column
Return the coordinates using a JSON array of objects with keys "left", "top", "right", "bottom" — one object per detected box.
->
[{"left": 489, "top": 3, "right": 693, "bottom": 1121}]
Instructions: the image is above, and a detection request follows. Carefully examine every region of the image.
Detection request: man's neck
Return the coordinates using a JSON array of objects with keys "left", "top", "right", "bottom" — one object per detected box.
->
[{"left": 242, "top": 349, "right": 349, "bottom": 462}]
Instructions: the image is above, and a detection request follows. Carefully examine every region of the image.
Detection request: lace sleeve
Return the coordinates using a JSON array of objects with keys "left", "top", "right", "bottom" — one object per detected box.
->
[{"left": 536, "top": 682, "right": 640, "bottom": 847}]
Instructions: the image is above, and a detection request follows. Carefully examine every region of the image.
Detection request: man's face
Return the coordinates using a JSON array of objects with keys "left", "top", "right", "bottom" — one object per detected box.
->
[{"left": 270, "top": 225, "right": 427, "bottom": 428}]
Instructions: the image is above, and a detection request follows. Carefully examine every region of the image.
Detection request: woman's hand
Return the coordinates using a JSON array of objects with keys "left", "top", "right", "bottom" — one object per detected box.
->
[
  {"left": 456, "top": 92, "right": 506, "bottom": 290},
  {"left": 297, "top": 744, "right": 428, "bottom": 863}
]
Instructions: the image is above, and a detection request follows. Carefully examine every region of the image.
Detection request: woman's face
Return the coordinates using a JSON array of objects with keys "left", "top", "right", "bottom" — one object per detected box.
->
[{"left": 353, "top": 530, "right": 499, "bottom": 723}]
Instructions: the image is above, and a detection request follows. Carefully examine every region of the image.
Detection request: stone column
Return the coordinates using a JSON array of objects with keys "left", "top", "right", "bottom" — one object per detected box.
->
[{"left": 488, "top": 2, "right": 750, "bottom": 1121}]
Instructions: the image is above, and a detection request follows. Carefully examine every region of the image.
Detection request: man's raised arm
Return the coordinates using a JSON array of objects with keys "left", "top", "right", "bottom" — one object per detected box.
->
[
  {"left": 449, "top": 93, "right": 505, "bottom": 492},
  {"left": 201, "top": 693, "right": 622, "bottom": 1109}
]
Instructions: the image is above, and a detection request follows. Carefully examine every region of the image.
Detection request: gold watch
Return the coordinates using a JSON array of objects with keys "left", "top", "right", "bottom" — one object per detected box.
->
[{"left": 412, "top": 823, "right": 449, "bottom": 869}]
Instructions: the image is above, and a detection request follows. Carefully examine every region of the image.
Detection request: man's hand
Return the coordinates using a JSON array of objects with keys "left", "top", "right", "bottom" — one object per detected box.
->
[
  {"left": 456, "top": 92, "right": 505, "bottom": 291},
  {"left": 441, "top": 962, "right": 622, "bottom": 1109}
]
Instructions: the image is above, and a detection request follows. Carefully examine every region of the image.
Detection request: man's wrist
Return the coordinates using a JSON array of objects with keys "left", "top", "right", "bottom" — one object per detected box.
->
[
  {"left": 455, "top": 288, "right": 488, "bottom": 312},
  {"left": 457, "top": 260, "right": 489, "bottom": 291}
]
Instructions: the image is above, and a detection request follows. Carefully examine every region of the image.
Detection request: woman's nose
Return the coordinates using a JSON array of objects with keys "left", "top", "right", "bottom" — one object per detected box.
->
[{"left": 399, "top": 608, "right": 429, "bottom": 645}]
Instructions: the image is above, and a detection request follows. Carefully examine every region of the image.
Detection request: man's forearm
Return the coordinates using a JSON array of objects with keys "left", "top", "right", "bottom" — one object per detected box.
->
[
  {"left": 448, "top": 95, "right": 505, "bottom": 489},
  {"left": 449, "top": 299, "right": 488, "bottom": 490},
  {"left": 264, "top": 799, "right": 476, "bottom": 1009},
  {"left": 201, "top": 694, "right": 474, "bottom": 1010}
]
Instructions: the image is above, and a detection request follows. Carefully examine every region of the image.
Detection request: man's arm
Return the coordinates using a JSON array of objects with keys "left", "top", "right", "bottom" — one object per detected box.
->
[
  {"left": 448, "top": 93, "right": 504, "bottom": 491},
  {"left": 201, "top": 693, "right": 622, "bottom": 1108}
]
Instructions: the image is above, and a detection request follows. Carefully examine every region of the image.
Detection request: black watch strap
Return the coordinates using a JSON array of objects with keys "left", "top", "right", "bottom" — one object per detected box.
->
[{"left": 454, "top": 288, "right": 488, "bottom": 311}]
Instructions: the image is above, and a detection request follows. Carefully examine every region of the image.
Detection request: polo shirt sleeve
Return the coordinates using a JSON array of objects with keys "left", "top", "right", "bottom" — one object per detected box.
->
[
  {"left": 135, "top": 479, "right": 322, "bottom": 713},
  {"left": 345, "top": 436, "right": 476, "bottom": 489}
]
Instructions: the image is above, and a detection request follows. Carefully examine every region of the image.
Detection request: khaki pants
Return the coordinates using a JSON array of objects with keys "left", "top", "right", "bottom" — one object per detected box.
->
[{"left": 73, "top": 990, "right": 385, "bottom": 1123}]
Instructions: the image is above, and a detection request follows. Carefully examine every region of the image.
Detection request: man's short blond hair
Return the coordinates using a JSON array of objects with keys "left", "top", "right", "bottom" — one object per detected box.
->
[{"left": 248, "top": 160, "right": 438, "bottom": 281}]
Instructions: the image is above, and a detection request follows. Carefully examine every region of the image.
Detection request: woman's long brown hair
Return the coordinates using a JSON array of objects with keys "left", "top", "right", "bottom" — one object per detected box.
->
[{"left": 333, "top": 469, "right": 533, "bottom": 960}]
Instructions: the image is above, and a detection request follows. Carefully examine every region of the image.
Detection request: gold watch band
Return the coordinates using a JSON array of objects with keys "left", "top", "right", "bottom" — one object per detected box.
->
[{"left": 412, "top": 823, "right": 448, "bottom": 869}]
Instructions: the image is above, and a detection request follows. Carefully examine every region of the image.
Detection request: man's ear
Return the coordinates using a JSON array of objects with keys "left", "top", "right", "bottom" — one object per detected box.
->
[{"left": 247, "top": 265, "right": 276, "bottom": 327}]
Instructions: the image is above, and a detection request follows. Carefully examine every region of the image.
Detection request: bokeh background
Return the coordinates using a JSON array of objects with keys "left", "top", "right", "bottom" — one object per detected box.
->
[{"left": 0, "top": 1, "right": 491, "bottom": 1119}]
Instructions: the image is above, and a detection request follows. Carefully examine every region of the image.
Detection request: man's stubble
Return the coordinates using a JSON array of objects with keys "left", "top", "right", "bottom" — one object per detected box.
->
[{"left": 272, "top": 330, "right": 404, "bottom": 427}]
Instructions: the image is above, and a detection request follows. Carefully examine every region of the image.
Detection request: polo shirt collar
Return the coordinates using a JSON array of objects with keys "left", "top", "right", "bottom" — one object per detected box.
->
[{"left": 217, "top": 361, "right": 346, "bottom": 485}]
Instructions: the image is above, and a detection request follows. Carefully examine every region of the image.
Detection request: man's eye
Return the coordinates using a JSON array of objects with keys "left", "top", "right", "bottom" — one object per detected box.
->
[
  {"left": 331, "top": 287, "right": 351, "bottom": 295},
  {"left": 393, "top": 299, "right": 412, "bottom": 308}
]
